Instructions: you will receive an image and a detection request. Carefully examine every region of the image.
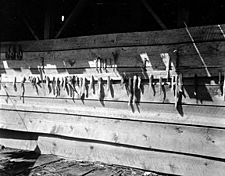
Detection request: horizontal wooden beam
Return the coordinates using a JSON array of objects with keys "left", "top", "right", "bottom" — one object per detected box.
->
[
  {"left": 38, "top": 136, "right": 225, "bottom": 176},
  {"left": 1, "top": 108, "right": 225, "bottom": 160},
  {"left": 1, "top": 24, "right": 225, "bottom": 52}
]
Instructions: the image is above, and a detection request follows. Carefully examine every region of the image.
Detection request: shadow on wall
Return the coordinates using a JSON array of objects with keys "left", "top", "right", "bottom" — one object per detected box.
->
[
  {"left": 0, "top": 30, "right": 221, "bottom": 116},
  {"left": 0, "top": 129, "right": 40, "bottom": 176}
]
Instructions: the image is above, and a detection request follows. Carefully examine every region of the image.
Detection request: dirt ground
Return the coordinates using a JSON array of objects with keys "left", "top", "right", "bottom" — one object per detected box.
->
[{"left": 0, "top": 145, "right": 164, "bottom": 176}]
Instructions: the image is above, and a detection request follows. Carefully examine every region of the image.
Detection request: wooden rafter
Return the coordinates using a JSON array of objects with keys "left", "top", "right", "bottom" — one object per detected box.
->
[
  {"left": 141, "top": 0, "right": 167, "bottom": 30},
  {"left": 55, "top": 0, "right": 89, "bottom": 39},
  {"left": 22, "top": 17, "right": 39, "bottom": 40}
]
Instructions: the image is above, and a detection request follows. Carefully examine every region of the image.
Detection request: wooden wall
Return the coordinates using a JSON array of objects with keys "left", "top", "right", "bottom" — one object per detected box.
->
[{"left": 0, "top": 24, "right": 225, "bottom": 175}]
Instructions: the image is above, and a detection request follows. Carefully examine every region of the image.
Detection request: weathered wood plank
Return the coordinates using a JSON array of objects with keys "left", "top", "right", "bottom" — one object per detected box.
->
[
  {"left": 1, "top": 97, "right": 225, "bottom": 129},
  {"left": 0, "top": 129, "right": 37, "bottom": 151},
  {"left": 38, "top": 136, "right": 225, "bottom": 176},
  {"left": 1, "top": 80, "right": 225, "bottom": 106},
  {"left": 1, "top": 41, "right": 225, "bottom": 68},
  {"left": 0, "top": 108, "right": 225, "bottom": 159},
  {"left": 1, "top": 41, "right": 225, "bottom": 78},
  {"left": 1, "top": 24, "right": 225, "bottom": 52}
]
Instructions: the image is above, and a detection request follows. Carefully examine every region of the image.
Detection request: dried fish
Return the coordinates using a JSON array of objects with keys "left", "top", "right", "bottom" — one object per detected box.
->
[
  {"left": 128, "top": 77, "right": 132, "bottom": 106},
  {"left": 13, "top": 77, "right": 17, "bottom": 92},
  {"left": 89, "top": 75, "right": 94, "bottom": 94},
  {"left": 98, "top": 77, "right": 102, "bottom": 100},
  {"left": 174, "top": 75, "right": 178, "bottom": 108},
  {"left": 20, "top": 77, "right": 26, "bottom": 102},
  {"left": 52, "top": 77, "right": 56, "bottom": 95},
  {"left": 159, "top": 77, "right": 162, "bottom": 95},
  {"left": 81, "top": 77, "right": 86, "bottom": 98},
  {"left": 149, "top": 74, "right": 155, "bottom": 96},
  {"left": 106, "top": 76, "right": 110, "bottom": 93},
  {"left": 133, "top": 75, "right": 137, "bottom": 104},
  {"left": 56, "top": 77, "right": 61, "bottom": 97}
]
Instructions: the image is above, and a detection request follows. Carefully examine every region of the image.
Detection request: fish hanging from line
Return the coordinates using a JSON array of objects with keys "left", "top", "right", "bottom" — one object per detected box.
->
[
  {"left": 20, "top": 77, "right": 26, "bottom": 103},
  {"left": 13, "top": 77, "right": 17, "bottom": 92},
  {"left": 89, "top": 75, "right": 95, "bottom": 94},
  {"left": 132, "top": 75, "right": 137, "bottom": 104},
  {"left": 127, "top": 77, "right": 133, "bottom": 106}
]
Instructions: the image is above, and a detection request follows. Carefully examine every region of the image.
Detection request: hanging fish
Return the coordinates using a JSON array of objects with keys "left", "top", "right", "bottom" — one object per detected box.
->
[
  {"left": 103, "top": 59, "right": 107, "bottom": 72},
  {"left": 159, "top": 77, "right": 162, "bottom": 95},
  {"left": 171, "top": 76, "right": 174, "bottom": 92},
  {"left": 80, "top": 77, "right": 86, "bottom": 98},
  {"left": 98, "top": 77, "right": 102, "bottom": 100},
  {"left": 95, "top": 57, "right": 101, "bottom": 73},
  {"left": 132, "top": 75, "right": 137, "bottom": 104},
  {"left": 63, "top": 76, "right": 67, "bottom": 91},
  {"left": 78, "top": 77, "right": 83, "bottom": 96},
  {"left": 38, "top": 66, "right": 43, "bottom": 84},
  {"left": 149, "top": 74, "right": 155, "bottom": 96},
  {"left": 65, "top": 77, "right": 70, "bottom": 96},
  {"left": 61, "top": 77, "right": 64, "bottom": 89},
  {"left": 71, "top": 76, "right": 76, "bottom": 90},
  {"left": 33, "top": 77, "right": 39, "bottom": 95},
  {"left": 46, "top": 76, "right": 51, "bottom": 94},
  {"left": 174, "top": 75, "right": 178, "bottom": 108},
  {"left": 219, "top": 71, "right": 222, "bottom": 96},
  {"left": 13, "top": 77, "right": 17, "bottom": 92},
  {"left": 137, "top": 76, "right": 142, "bottom": 93},
  {"left": 52, "top": 77, "right": 56, "bottom": 95},
  {"left": 56, "top": 77, "right": 61, "bottom": 97},
  {"left": 178, "top": 73, "right": 183, "bottom": 93},
  {"left": 127, "top": 77, "right": 133, "bottom": 106},
  {"left": 106, "top": 76, "right": 111, "bottom": 94},
  {"left": 20, "top": 77, "right": 26, "bottom": 103},
  {"left": 37, "top": 77, "right": 42, "bottom": 87},
  {"left": 89, "top": 75, "right": 94, "bottom": 94}
]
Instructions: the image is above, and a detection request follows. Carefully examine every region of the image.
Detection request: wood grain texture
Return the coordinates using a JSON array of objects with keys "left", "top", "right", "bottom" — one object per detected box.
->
[
  {"left": 0, "top": 129, "right": 37, "bottom": 151},
  {"left": 1, "top": 95, "right": 225, "bottom": 128},
  {"left": 0, "top": 80, "right": 225, "bottom": 106},
  {"left": 1, "top": 41, "right": 225, "bottom": 81},
  {"left": 38, "top": 136, "right": 225, "bottom": 176},
  {"left": 0, "top": 108, "right": 225, "bottom": 159},
  {"left": 1, "top": 24, "right": 225, "bottom": 52}
]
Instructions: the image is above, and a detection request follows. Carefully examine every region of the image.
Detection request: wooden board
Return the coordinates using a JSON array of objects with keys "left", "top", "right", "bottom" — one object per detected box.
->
[
  {"left": 1, "top": 24, "right": 225, "bottom": 176},
  {"left": 1, "top": 41, "right": 225, "bottom": 78},
  {"left": 38, "top": 136, "right": 225, "bottom": 176},
  {"left": 1, "top": 24, "right": 225, "bottom": 52},
  {"left": 0, "top": 129, "right": 37, "bottom": 151},
  {"left": 0, "top": 108, "right": 225, "bottom": 159},
  {"left": 0, "top": 80, "right": 225, "bottom": 106},
  {"left": 1, "top": 95, "right": 225, "bottom": 128}
]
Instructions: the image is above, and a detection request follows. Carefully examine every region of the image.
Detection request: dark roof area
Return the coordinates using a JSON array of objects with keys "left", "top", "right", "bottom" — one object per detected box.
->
[{"left": 1, "top": 0, "right": 225, "bottom": 41}]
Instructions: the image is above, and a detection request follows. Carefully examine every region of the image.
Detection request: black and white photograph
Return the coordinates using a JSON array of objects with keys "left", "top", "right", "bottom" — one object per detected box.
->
[{"left": 0, "top": 0, "right": 225, "bottom": 175}]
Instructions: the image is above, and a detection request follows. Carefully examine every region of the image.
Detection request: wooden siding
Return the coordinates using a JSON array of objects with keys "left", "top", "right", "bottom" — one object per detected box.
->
[{"left": 0, "top": 24, "right": 225, "bottom": 176}]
